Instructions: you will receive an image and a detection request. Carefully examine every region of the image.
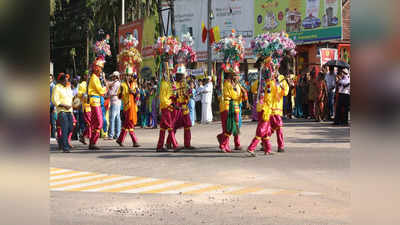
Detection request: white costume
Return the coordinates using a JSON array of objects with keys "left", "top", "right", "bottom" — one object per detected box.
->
[{"left": 201, "top": 80, "right": 213, "bottom": 123}]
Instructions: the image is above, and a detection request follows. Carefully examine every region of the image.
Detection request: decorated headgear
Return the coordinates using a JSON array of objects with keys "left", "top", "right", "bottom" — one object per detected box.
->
[
  {"left": 251, "top": 31, "right": 296, "bottom": 67},
  {"left": 222, "top": 62, "right": 240, "bottom": 75},
  {"left": 111, "top": 71, "right": 120, "bottom": 78},
  {"left": 213, "top": 29, "right": 245, "bottom": 63},
  {"left": 118, "top": 33, "right": 142, "bottom": 77},
  {"left": 125, "top": 65, "right": 137, "bottom": 76},
  {"left": 176, "top": 64, "right": 187, "bottom": 76},
  {"left": 178, "top": 33, "right": 197, "bottom": 64}
]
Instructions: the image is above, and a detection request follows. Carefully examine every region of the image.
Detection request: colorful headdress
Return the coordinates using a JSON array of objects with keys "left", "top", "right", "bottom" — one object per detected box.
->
[
  {"left": 221, "top": 62, "right": 240, "bottom": 75},
  {"left": 175, "top": 64, "right": 187, "bottom": 76},
  {"left": 213, "top": 29, "right": 245, "bottom": 64},
  {"left": 94, "top": 34, "right": 111, "bottom": 62},
  {"left": 117, "top": 33, "right": 142, "bottom": 75},
  {"left": 251, "top": 31, "right": 296, "bottom": 67},
  {"left": 178, "top": 33, "right": 197, "bottom": 64},
  {"left": 154, "top": 36, "right": 181, "bottom": 59}
]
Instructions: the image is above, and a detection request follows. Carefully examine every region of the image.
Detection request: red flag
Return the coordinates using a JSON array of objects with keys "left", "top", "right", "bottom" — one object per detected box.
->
[
  {"left": 209, "top": 28, "right": 215, "bottom": 44},
  {"left": 202, "top": 22, "right": 207, "bottom": 43}
]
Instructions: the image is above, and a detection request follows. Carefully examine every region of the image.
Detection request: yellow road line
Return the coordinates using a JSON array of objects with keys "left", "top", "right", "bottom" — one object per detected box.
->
[
  {"left": 50, "top": 175, "right": 115, "bottom": 188},
  {"left": 50, "top": 173, "right": 99, "bottom": 183},
  {"left": 50, "top": 168, "right": 63, "bottom": 172},
  {"left": 50, "top": 170, "right": 81, "bottom": 177},
  {"left": 184, "top": 185, "right": 226, "bottom": 194},
  {"left": 102, "top": 179, "right": 171, "bottom": 193},
  {"left": 227, "top": 187, "right": 265, "bottom": 195},
  {"left": 65, "top": 175, "right": 139, "bottom": 191},
  {"left": 141, "top": 182, "right": 199, "bottom": 194}
]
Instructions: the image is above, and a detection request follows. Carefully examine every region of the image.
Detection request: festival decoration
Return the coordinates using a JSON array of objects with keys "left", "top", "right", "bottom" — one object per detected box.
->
[
  {"left": 213, "top": 29, "right": 245, "bottom": 64},
  {"left": 94, "top": 34, "right": 111, "bottom": 61},
  {"left": 179, "top": 33, "right": 197, "bottom": 63},
  {"left": 117, "top": 34, "right": 142, "bottom": 74},
  {"left": 154, "top": 36, "right": 182, "bottom": 59},
  {"left": 251, "top": 31, "right": 296, "bottom": 66}
]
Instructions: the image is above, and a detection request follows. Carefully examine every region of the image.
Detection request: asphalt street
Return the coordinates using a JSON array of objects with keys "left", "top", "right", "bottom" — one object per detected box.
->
[{"left": 50, "top": 119, "right": 350, "bottom": 225}]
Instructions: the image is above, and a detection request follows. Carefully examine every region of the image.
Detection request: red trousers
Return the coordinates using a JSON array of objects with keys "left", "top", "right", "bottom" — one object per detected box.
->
[
  {"left": 167, "top": 108, "right": 192, "bottom": 147},
  {"left": 83, "top": 110, "right": 92, "bottom": 138},
  {"left": 89, "top": 106, "right": 103, "bottom": 145},
  {"left": 269, "top": 115, "right": 284, "bottom": 149},
  {"left": 217, "top": 110, "right": 240, "bottom": 151},
  {"left": 247, "top": 111, "right": 271, "bottom": 153},
  {"left": 157, "top": 108, "right": 178, "bottom": 149},
  {"left": 117, "top": 109, "right": 138, "bottom": 144}
]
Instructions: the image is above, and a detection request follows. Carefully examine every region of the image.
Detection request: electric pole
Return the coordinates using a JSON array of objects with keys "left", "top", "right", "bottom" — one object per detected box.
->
[
  {"left": 122, "top": 0, "right": 125, "bottom": 25},
  {"left": 170, "top": 0, "right": 176, "bottom": 36},
  {"left": 207, "top": 0, "right": 212, "bottom": 77}
]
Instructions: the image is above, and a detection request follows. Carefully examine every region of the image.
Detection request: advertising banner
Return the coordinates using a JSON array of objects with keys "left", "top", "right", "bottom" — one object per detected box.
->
[
  {"left": 173, "top": 0, "right": 254, "bottom": 61},
  {"left": 118, "top": 20, "right": 143, "bottom": 52},
  {"left": 254, "top": 0, "right": 342, "bottom": 44},
  {"left": 319, "top": 48, "right": 338, "bottom": 66}
]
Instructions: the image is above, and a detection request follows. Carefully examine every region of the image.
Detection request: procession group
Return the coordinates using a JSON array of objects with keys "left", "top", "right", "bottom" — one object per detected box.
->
[{"left": 50, "top": 30, "right": 310, "bottom": 156}]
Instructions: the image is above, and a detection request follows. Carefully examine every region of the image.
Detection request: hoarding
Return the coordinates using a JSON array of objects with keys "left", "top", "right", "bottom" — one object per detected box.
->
[
  {"left": 319, "top": 48, "right": 338, "bottom": 65},
  {"left": 254, "top": 0, "right": 342, "bottom": 44},
  {"left": 173, "top": 0, "right": 254, "bottom": 61}
]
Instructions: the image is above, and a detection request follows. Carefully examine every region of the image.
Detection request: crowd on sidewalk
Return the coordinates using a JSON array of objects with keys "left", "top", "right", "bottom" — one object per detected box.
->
[{"left": 252, "top": 65, "right": 351, "bottom": 126}]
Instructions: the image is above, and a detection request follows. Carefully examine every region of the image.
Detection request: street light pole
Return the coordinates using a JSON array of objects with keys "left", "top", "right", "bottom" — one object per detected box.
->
[
  {"left": 122, "top": 0, "right": 125, "bottom": 25},
  {"left": 207, "top": 0, "right": 212, "bottom": 78}
]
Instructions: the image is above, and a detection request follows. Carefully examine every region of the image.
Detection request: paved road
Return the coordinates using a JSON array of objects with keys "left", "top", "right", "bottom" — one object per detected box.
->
[{"left": 50, "top": 119, "right": 350, "bottom": 225}]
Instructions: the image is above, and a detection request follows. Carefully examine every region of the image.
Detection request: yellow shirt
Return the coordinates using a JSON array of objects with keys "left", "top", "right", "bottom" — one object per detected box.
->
[
  {"left": 219, "top": 80, "right": 241, "bottom": 112},
  {"left": 118, "top": 81, "right": 138, "bottom": 111},
  {"left": 271, "top": 75, "right": 289, "bottom": 116},
  {"left": 51, "top": 83, "right": 73, "bottom": 114},
  {"left": 88, "top": 74, "right": 107, "bottom": 107},
  {"left": 160, "top": 80, "right": 173, "bottom": 110},
  {"left": 77, "top": 81, "right": 91, "bottom": 112},
  {"left": 251, "top": 80, "right": 259, "bottom": 95}
]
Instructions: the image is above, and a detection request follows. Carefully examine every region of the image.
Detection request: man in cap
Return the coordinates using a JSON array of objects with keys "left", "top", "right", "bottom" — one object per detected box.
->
[
  {"left": 116, "top": 67, "right": 140, "bottom": 147},
  {"left": 52, "top": 73, "right": 74, "bottom": 153}
]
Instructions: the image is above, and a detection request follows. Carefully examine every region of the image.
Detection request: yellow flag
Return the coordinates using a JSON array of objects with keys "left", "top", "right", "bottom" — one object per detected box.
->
[{"left": 214, "top": 26, "right": 221, "bottom": 42}]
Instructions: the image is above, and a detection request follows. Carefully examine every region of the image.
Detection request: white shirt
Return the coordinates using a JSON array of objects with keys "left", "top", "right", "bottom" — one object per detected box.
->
[
  {"left": 338, "top": 74, "right": 350, "bottom": 95},
  {"left": 325, "top": 72, "right": 336, "bottom": 91},
  {"left": 201, "top": 82, "right": 213, "bottom": 104}
]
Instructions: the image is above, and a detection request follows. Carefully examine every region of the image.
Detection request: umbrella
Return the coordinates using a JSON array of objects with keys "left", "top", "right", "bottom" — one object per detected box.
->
[{"left": 324, "top": 60, "right": 350, "bottom": 69}]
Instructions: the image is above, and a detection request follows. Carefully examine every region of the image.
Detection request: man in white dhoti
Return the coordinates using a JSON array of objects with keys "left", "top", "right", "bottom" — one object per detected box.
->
[{"left": 201, "top": 77, "right": 213, "bottom": 124}]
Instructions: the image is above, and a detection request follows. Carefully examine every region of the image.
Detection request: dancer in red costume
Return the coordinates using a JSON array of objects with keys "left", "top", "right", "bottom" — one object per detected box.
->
[
  {"left": 156, "top": 65, "right": 183, "bottom": 152},
  {"left": 87, "top": 59, "right": 108, "bottom": 150},
  {"left": 247, "top": 61, "right": 276, "bottom": 156},
  {"left": 216, "top": 63, "right": 249, "bottom": 153},
  {"left": 269, "top": 67, "right": 289, "bottom": 153}
]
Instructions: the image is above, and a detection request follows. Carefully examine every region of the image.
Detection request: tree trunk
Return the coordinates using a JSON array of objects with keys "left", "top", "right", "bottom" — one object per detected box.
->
[
  {"left": 72, "top": 55, "right": 77, "bottom": 78},
  {"left": 86, "top": 32, "right": 89, "bottom": 68}
]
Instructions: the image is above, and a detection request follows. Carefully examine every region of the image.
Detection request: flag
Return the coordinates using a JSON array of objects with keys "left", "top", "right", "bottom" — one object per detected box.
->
[
  {"left": 209, "top": 28, "right": 215, "bottom": 44},
  {"left": 214, "top": 26, "right": 221, "bottom": 42},
  {"left": 202, "top": 21, "right": 207, "bottom": 43}
]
